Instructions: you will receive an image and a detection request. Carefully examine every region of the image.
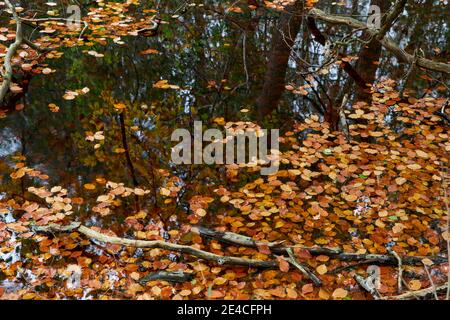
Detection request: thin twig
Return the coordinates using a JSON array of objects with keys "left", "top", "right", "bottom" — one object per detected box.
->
[
  {"left": 399, "top": 48, "right": 419, "bottom": 97},
  {"left": 242, "top": 32, "right": 249, "bottom": 90},
  {"left": 388, "top": 248, "right": 403, "bottom": 294},
  {"left": 381, "top": 284, "right": 448, "bottom": 300},
  {"left": 308, "top": 8, "right": 450, "bottom": 74},
  {"left": 423, "top": 262, "right": 439, "bottom": 300},
  {"left": 443, "top": 168, "right": 450, "bottom": 300},
  {"left": 286, "top": 248, "right": 322, "bottom": 286},
  {"left": 338, "top": 94, "right": 350, "bottom": 141}
]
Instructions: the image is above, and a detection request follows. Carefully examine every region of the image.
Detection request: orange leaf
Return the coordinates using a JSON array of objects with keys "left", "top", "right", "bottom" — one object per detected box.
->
[
  {"left": 277, "top": 256, "right": 290, "bottom": 272},
  {"left": 301, "top": 283, "right": 314, "bottom": 294},
  {"left": 332, "top": 288, "right": 348, "bottom": 299},
  {"left": 209, "top": 290, "right": 224, "bottom": 299}
]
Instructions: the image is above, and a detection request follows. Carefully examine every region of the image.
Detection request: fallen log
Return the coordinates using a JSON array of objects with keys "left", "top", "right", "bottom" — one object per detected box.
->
[
  {"left": 32, "top": 222, "right": 447, "bottom": 284},
  {"left": 33, "top": 222, "right": 277, "bottom": 269},
  {"left": 195, "top": 226, "right": 448, "bottom": 265}
]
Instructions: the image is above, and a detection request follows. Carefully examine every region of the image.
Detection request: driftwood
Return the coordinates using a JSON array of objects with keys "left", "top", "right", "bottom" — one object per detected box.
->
[
  {"left": 33, "top": 223, "right": 324, "bottom": 283},
  {"left": 195, "top": 226, "right": 448, "bottom": 265},
  {"left": 33, "top": 223, "right": 277, "bottom": 269},
  {"left": 34, "top": 223, "right": 448, "bottom": 267}
]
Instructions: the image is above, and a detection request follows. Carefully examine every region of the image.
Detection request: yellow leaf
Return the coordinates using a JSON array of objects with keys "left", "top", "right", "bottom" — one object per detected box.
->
[
  {"left": 316, "top": 264, "right": 328, "bottom": 275},
  {"left": 113, "top": 103, "right": 126, "bottom": 110},
  {"left": 378, "top": 210, "right": 389, "bottom": 217},
  {"left": 114, "top": 148, "right": 126, "bottom": 154},
  {"left": 409, "top": 279, "right": 422, "bottom": 291},
  {"left": 179, "top": 289, "right": 191, "bottom": 296},
  {"left": 84, "top": 183, "right": 96, "bottom": 190},
  {"left": 343, "top": 194, "right": 358, "bottom": 202},
  {"left": 392, "top": 223, "right": 405, "bottom": 234},
  {"left": 318, "top": 288, "right": 330, "bottom": 300},
  {"left": 213, "top": 117, "right": 226, "bottom": 125},
  {"left": 369, "top": 131, "right": 383, "bottom": 137},
  {"left": 50, "top": 186, "right": 62, "bottom": 193},
  {"left": 421, "top": 258, "right": 433, "bottom": 266},
  {"left": 415, "top": 150, "right": 429, "bottom": 159},
  {"left": 288, "top": 169, "right": 301, "bottom": 175},
  {"left": 97, "top": 195, "right": 110, "bottom": 202},
  {"left": 332, "top": 288, "right": 348, "bottom": 299},
  {"left": 22, "top": 293, "right": 36, "bottom": 300},
  {"left": 195, "top": 208, "right": 207, "bottom": 217},
  {"left": 63, "top": 93, "right": 76, "bottom": 100},
  {"left": 160, "top": 188, "right": 171, "bottom": 196},
  {"left": 213, "top": 277, "right": 228, "bottom": 285},
  {"left": 407, "top": 164, "right": 421, "bottom": 170},
  {"left": 375, "top": 219, "right": 386, "bottom": 228},
  {"left": 280, "top": 184, "right": 292, "bottom": 192},
  {"left": 134, "top": 188, "right": 145, "bottom": 196}
]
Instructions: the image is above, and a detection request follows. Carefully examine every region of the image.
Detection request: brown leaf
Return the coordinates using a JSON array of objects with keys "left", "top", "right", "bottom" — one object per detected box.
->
[
  {"left": 301, "top": 283, "right": 314, "bottom": 294},
  {"left": 277, "top": 256, "right": 290, "bottom": 272}
]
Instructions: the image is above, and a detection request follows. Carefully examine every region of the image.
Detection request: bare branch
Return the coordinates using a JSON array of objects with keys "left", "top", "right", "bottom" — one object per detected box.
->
[
  {"left": 308, "top": 8, "right": 450, "bottom": 74},
  {"left": 388, "top": 248, "right": 403, "bottom": 294},
  {"left": 381, "top": 284, "right": 448, "bottom": 300},
  {"left": 286, "top": 248, "right": 322, "bottom": 286},
  {"left": 196, "top": 226, "right": 448, "bottom": 265},
  {"left": 33, "top": 223, "right": 277, "bottom": 269},
  {"left": 0, "top": 0, "right": 23, "bottom": 105},
  {"left": 423, "top": 262, "right": 439, "bottom": 300}
]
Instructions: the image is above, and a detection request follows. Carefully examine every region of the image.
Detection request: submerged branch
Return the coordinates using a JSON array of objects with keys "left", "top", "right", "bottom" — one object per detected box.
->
[
  {"left": 286, "top": 248, "right": 322, "bottom": 286},
  {"left": 33, "top": 223, "right": 277, "bottom": 269},
  {"left": 196, "top": 226, "right": 448, "bottom": 265}
]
